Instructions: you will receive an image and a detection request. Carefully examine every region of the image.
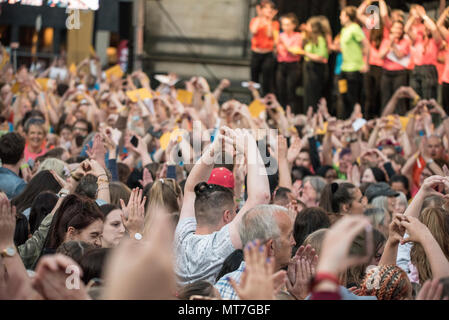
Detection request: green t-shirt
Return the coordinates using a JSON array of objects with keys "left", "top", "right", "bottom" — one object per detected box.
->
[
  {"left": 304, "top": 35, "right": 329, "bottom": 62},
  {"left": 340, "top": 23, "right": 365, "bottom": 72}
]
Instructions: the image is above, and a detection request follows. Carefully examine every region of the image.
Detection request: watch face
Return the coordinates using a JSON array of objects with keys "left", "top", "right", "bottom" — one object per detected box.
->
[
  {"left": 5, "top": 247, "right": 15, "bottom": 257},
  {"left": 134, "top": 233, "right": 143, "bottom": 240}
]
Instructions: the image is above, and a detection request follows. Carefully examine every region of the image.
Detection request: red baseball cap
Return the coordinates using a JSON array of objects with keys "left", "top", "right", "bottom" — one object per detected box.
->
[{"left": 208, "top": 167, "right": 235, "bottom": 189}]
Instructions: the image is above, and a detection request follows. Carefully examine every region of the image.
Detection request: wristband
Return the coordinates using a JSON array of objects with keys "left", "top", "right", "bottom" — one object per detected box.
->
[
  {"left": 20, "top": 163, "right": 30, "bottom": 170},
  {"left": 309, "top": 272, "right": 340, "bottom": 292}
]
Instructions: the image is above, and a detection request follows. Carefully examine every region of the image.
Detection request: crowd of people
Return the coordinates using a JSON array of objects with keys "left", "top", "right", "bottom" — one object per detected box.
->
[{"left": 1, "top": 0, "right": 449, "bottom": 301}]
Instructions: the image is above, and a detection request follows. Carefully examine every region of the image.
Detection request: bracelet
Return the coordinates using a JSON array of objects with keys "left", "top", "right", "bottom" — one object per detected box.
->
[
  {"left": 97, "top": 177, "right": 109, "bottom": 184},
  {"left": 97, "top": 186, "right": 109, "bottom": 192},
  {"left": 309, "top": 272, "right": 340, "bottom": 292},
  {"left": 20, "top": 163, "right": 30, "bottom": 170}
]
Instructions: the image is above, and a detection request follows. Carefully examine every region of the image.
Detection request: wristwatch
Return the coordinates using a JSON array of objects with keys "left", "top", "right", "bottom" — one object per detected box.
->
[
  {"left": 58, "top": 188, "right": 70, "bottom": 198},
  {"left": 134, "top": 233, "right": 143, "bottom": 241},
  {"left": 1, "top": 246, "right": 16, "bottom": 258}
]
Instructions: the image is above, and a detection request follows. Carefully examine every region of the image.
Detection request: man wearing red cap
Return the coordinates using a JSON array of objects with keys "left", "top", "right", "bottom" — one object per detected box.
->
[
  {"left": 174, "top": 128, "right": 271, "bottom": 286},
  {"left": 207, "top": 167, "right": 235, "bottom": 189}
]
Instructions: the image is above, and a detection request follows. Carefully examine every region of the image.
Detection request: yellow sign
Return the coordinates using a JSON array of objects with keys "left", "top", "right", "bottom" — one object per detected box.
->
[
  {"left": 386, "top": 115, "right": 410, "bottom": 131},
  {"left": 105, "top": 65, "right": 124, "bottom": 81},
  {"left": 159, "top": 127, "right": 184, "bottom": 150},
  {"left": 36, "top": 78, "right": 50, "bottom": 91},
  {"left": 177, "top": 89, "right": 193, "bottom": 105},
  {"left": 248, "top": 100, "right": 267, "bottom": 118},
  {"left": 126, "top": 88, "right": 153, "bottom": 102}
]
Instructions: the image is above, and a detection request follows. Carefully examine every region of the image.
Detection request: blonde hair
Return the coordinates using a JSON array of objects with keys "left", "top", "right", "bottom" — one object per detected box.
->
[
  {"left": 109, "top": 182, "right": 131, "bottom": 207},
  {"left": 143, "top": 178, "right": 182, "bottom": 235},
  {"left": 302, "top": 228, "right": 328, "bottom": 256},
  {"left": 316, "top": 15, "right": 332, "bottom": 37},
  {"left": 306, "top": 16, "right": 326, "bottom": 44},
  {"left": 38, "top": 158, "right": 68, "bottom": 179},
  {"left": 411, "top": 207, "right": 449, "bottom": 284}
]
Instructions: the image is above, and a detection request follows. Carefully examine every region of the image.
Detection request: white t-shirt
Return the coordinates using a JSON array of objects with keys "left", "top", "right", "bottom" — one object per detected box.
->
[{"left": 174, "top": 217, "right": 235, "bottom": 286}]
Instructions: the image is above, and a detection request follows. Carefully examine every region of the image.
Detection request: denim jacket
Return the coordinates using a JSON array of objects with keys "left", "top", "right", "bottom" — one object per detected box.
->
[{"left": 0, "top": 167, "right": 26, "bottom": 199}]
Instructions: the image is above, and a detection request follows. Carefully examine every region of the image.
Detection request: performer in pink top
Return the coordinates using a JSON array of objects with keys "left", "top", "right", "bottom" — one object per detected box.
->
[
  {"left": 275, "top": 13, "right": 302, "bottom": 114},
  {"left": 379, "top": 20, "right": 411, "bottom": 115},
  {"left": 357, "top": 0, "right": 389, "bottom": 119},
  {"left": 406, "top": 5, "right": 442, "bottom": 100},
  {"left": 437, "top": 7, "right": 449, "bottom": 115}
]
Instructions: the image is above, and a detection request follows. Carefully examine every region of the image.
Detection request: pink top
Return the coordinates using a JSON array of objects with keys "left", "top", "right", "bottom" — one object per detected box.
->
[
  {"left": 277, "top": 31, "right": 302, "bottom": 63},
  {"left": 24, "top": 144, "right": 47, "bottom": 163},
  {"left": 411, "top": 23, "right": 427, "bottom": 40},
  {"left": 411, "top": 36, "right": 440, "bottom": 66},
  {"left": 364, "top": 27, "right": 389, "bottom": 67},
  {"left": 380, "top": 36, "right": 411, "bottom": 71},
  {"left": 441, "top": 34, "right": 449, "bottom": 83}
]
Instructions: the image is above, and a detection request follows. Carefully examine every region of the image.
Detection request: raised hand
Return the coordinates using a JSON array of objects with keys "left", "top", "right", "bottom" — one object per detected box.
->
[
  {"left": 416, "top": 278, "right": 448, "bottom": 300},
  {"left": 286, "top": 244, "right": 318, "bottom": 300},
  {"left": 399, "top": 215, "right": 431, "bottom": 245},
  {"left": 419, "top": 176, "right": 449, "bottom": 197},
  {"left": 388, "top": 213, "right": 407, "bottom": 245},
  {"left": 120, "top": 188, "right": 146, "bottom": 237},
  {"left": 139, "top": 168, "right": 154, "bottom": 188},
  {"left": 0, "top": 197, "right": 16, "bottom": 247},
  {"left": 32, "top": 254, "right": 89, "bottom": 300},
  {"left": 229, "top": 240, "right": 285, "bottom": 300},
  {"left": 86, "top": 133, "right": 106, "bottom": 167},
  {"left": 287, "top": 136, "right": 302, "bottom": 165}
]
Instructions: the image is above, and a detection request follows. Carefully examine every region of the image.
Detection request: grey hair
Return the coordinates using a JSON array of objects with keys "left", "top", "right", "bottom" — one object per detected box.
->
[
  {"left": 364, "top": 207, "right": 386, "bottom": 229},
  {"left": 371, "top": 196, "right": 389, "bottom": 214},
  {"left": 396, "top": 192, "right": 408, "bottom": 208},
  {"left": 304, "top": 176, "right": 327, "bottom": 200},
  {"left": 238, "top": 204, "right": 288, "bottom": 247}
]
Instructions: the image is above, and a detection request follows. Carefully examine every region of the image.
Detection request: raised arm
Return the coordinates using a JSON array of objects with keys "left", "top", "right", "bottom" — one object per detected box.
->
[
  {"left": 418, "top": 7, "right": 442, "bottom": 42},
  {"left": 401, "top": 216, "right": 449, "bottom": 280},
  {"left": 405, "top": 15, "right": 418, "bottom": 43},
  {"left": 437, "top": 7, "right": 449, "bottom": 40},
  {"left": 356, "top": 0, "right": 371, "bottom": 27},
  {"left": 179, "top": 130, "right": 231, "bottom": 221},
  {"left": 404, "top": 175, "right": 448, "bottom": 218},
  {"left": 276, "top": 135, "right": 293, "bottom": 189},
  {"left": 379, "top": 214, "right": 406, "bottom": 266},
  {"left": 227, "top": 128, "right": 270, "bottom": 249}
]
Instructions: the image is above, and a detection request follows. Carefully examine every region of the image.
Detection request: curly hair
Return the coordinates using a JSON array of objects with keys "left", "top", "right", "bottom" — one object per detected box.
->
[
  {"left": 410, "top": 207, "right": 449, "bottom": 284},
  {"left": 358, "top": 265, "right": 412, "bottom": 300}
]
